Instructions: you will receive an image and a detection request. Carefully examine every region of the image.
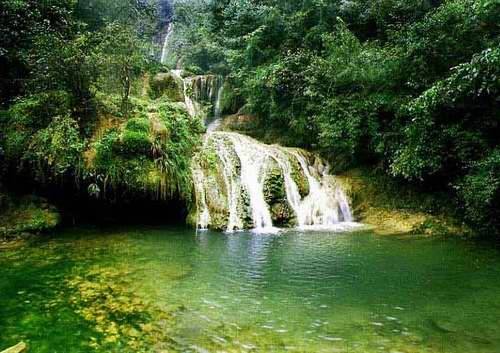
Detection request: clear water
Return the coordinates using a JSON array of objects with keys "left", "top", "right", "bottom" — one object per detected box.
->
[{"left": 1, "top": 227, "right": 500, "bottom": 353}]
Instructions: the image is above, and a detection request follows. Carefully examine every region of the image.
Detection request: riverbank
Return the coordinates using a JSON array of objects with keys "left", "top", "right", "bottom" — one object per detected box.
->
[
  {"left": 337, "top": 168, "right": 470, "bottom": 236},
  {"left": 0, "top": 191, "right": 60, "bottom": 245}
]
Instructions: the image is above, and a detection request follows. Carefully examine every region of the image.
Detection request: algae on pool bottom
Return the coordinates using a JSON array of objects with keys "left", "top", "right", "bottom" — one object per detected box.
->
[{"left": 1, "top": 226, "right": 500, "bottom": 353}]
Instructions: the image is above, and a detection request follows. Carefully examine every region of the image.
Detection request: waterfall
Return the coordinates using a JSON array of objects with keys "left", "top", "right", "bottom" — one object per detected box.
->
[
  {"left": 171, "top": 69, "right": 200, "bottom": 117},
  {"left": 160, "top": 23, "right": 174, "bottom": 64},
  {"left": 231, "top": 134, "right": 275, "bottom": 231},
  {"left": 292, "top": 152, "right": 353, "bottom": 228},
  {"left": 192, "top": 132, "right": 355, "bottom": 232},
  {"left": 207, "top": 83, "right": 224, "bottom": 132},
  {"left": 170, "top": 70, "right": 224, "bottom": 121}
]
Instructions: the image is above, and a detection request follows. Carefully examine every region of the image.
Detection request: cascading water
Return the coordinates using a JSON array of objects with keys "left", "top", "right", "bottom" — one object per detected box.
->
[
  {"left": 170, "top": 70, "right": 354, "bottom": 232},
  {"left": 192, "top": 132, "right": 356, "bottom": 232},
  {"left": 171, "top": 70, "right": 200, "bottom": 117},
  {"left": 169, "top": 70, "right": 224, "bottom": 122},
  {"left": 160, "top": 23, "right": 174, "bottom": 64},
  {"left": 207, "top": 83, "right": 224, "bottom": 132}
]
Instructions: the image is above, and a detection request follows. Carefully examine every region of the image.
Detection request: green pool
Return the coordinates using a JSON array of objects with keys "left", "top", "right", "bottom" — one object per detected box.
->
[{"left": 1, "top": 226, "right": 500, "bottom": 353}]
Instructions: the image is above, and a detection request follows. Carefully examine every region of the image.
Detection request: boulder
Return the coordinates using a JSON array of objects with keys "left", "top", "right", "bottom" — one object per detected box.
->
[{"left": 150, "top": 73, "right": 184, "bottom": 101}]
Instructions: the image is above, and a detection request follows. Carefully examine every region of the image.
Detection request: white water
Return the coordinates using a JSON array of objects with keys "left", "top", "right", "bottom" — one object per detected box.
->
[
  {"left": 192, "top": 168, "right": 211, "bottom": 229},
  {"left": 193, "top": 132, "right": 356, "bottom": 232},
  {"left": 160, "top": 23, "right": 174, "bottom": 64},
  {"left": 175, "top": 71, "right": 355, "bottom": 232},
  {"left": 207, "top": 83, "right": 225, "bottom": 132},
  {"left": 293, "top": 151, "right": 353, "bottom": 228},
  {"left": 213, "top": 136, "right": 244, "bottom": 231},
  {"left": 171, "top": 70, "right": 200, "bottom": 117},
  {"left": 170, "top": 70, "right": 224, "bottom": 120},
  {"left": 231, "top": 134, "right": 275, "bottom": 231}
]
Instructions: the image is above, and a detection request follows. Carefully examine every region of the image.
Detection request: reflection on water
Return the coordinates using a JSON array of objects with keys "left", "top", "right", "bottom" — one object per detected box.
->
[{"left": 1, "top": 226, "right": 500, "bottom": 353}]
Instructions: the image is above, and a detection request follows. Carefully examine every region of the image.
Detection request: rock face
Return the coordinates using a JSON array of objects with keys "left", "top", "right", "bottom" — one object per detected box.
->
[
  {"left": 149, "top": 73, "right": 184, "bottom": 101},
  {"left": 191, "top": 132, "right": 353, "bottom": 231}
]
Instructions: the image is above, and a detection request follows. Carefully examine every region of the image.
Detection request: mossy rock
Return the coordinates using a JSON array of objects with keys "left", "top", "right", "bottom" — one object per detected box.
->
[
  {"left": 289, "top": 157, "right": 310, "bottom": 198},
  {"left": 263, "top": 161, "right": 297, "bottom": 227},
  {"left": 337, "top": 168, "right": 470, "bottom": 236},
  {"left": 0, "top": 194, "right": 60, "bottom": 238},
  {"left": 149, "top": 73, "right": 184, "bottom": 101},
  {"left": 119, "top": 130, "right": 152, "bottom": 156},
  {"left": 263, "top": 162, "right": 286, "bottom": 205},
  {"left": 237, "top": 185, "right": 253, "bottom": 228},
  {"left": 209, "top": 212, "right": 230, "bottom": 231},
  {"left": 204, "top": 173, "right": 230, "bottom": 230},
  {"left": 270, "top": 202, "right": 297, "bottom": 227}
]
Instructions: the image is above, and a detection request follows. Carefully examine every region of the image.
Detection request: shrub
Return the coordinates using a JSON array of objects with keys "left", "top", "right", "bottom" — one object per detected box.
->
[
  {"left": 120, "top": 130, "right": 151, "bottom": 156},
  {"left": 457, "top": 149, "right": 500, "bottom": 233},
  {"left": 8, "top": 91, "right": 72, "bottom": 129},
  {"left": 125, "top": 117, "right": 150, "bottom": 134},
  {"left": 24, "top": 115, "right": 84, "bottom": 181},
  {"left": 1, "top": 92, "right": 73, "bottom": 163}
]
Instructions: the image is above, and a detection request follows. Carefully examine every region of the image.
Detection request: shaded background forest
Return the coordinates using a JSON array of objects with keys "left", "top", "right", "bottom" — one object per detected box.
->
[{"left": 0, "top": 0, "right": 499, "bottom": 234}]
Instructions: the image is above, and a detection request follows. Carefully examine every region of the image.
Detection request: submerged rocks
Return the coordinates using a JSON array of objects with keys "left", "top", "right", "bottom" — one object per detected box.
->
[{"left": 66, "top": 265, "right": 182, "bottom": 351}]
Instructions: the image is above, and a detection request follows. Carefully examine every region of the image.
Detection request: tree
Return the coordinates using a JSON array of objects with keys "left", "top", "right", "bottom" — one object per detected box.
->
[{"left": 96, "top": 23, "right": 151, "bottom": 116}]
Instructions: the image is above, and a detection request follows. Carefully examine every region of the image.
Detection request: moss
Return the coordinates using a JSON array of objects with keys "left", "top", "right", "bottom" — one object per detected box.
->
[
  {"left": 237, "top": 185, "right": 253, "bottom": 228},
  {"left": 125, "top": 117, "right": 150, "bottom": 134},
  {"left": 203, "top": 171, "right": 230, "bottom": 230},
  {"left": 0, "top": 194, "right": 60, "bottom": 239},
  {"left": 289, "top": 158, "right": 310, "bottom": 198},
  {"left": 119, "top": 130, "right": 152, "bottom": 156},
  {"left": 263, "top": 162, "right": 297, "bottom": 227},
  {"left": 86, "top": 97, "right": 203, "bottom": 203},
  {"left": 270, "top": 202, "right": 296, "bottom": 227},
  {"left": 263, "top": 163, "right": 286, "bottom": 204},
  {"left": 149, "top": 72, "right": 184, "bottom": 101},
  {"left": 337, "top": 168, "right": 470, "bottom": 236}
]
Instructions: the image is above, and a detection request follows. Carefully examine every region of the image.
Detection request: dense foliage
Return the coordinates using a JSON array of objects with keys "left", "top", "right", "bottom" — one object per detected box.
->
[
  {"left": 172, "top": 0, "right": 499, "bottom": 233},
  {"left": 0, "top": 0, "right": 498, "bottom": 233},
  {"left": 0, "top": 0, "right": 203, "bottom": 204}
]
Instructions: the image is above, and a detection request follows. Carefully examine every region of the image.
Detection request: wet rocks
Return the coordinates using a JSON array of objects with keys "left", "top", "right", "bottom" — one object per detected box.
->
[
  {"left": 150, "top": 73, "right": 184, "bottom": 101},
  {"left": 264, "top": 162, "right": 297, "bottom": 227},
  {"left": 191, "top": 132, "right": 353, "bottom": 230}
]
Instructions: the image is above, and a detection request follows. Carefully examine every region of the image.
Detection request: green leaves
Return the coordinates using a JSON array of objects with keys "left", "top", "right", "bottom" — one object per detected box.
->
[
  {"left": 391, "top": 47, "right": 500, "bottom": 180},
  {"left": 456, "top": 148, "right": 500, "bottom": 232},
  {"left": 24, "top": 115, "right": 84, "bottom": 181}
]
